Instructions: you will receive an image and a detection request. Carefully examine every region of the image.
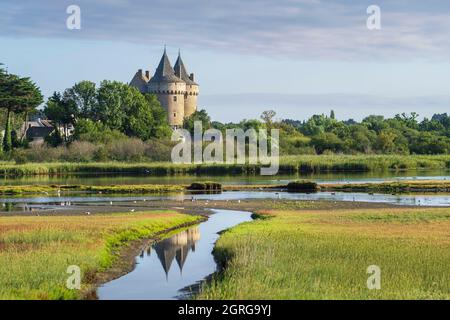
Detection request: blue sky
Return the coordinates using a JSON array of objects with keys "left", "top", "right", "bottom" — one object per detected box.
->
[{"left": 1, "top": 0, "right": 450, "bottom": 122}]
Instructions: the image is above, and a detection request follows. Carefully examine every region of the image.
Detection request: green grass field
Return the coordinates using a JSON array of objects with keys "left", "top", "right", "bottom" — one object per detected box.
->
[
  {"left": 0, "top": 154, "right": 449, "bottom": 176},
  {"left": 198, "top": 207, "right": 450, "bottom": 300},
  {"left": 0, "top": 211, "right": 202, "bottom": 300}
]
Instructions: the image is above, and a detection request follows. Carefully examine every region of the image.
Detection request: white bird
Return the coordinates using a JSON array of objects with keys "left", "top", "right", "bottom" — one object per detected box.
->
[
  {"left": 110, "top": 201, "right": 113, "bottom": 205},
  {"left": 130, "top": 209, "right": 135, "bottom": 212},
  {"left": 85, "top": 212, "right": 91, "bottom": 215}
]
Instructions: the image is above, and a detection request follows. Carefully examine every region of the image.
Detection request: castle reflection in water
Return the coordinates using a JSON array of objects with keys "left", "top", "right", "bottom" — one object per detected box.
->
[{"left": 141, "top": 227, "right": 201, "bottom": 278}]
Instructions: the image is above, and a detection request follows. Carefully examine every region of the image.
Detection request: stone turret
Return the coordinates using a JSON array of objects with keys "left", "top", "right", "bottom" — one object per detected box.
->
[
  {"left": 147, "top": 48, "right": 186, "bottom": 128},
  {"left": 174, "top": 51, "right": 199, "bottom": 118},
  {"left": 129, "top": 48, "right": 199, "bottom": 129}
]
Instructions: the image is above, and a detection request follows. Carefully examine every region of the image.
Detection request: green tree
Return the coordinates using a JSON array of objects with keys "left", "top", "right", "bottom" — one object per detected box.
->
[
  {"left": 94, "top": 81, "right": 126, "bottom": 130},
  {"left": 44, "top": 91, "right": 77, "bottom": 142},
  {"left": 183, "top": 109, "right": 211, "bottom": 134},
  {"left": 143, "top": 93, "right": 172, "bottom": 139},
  {"left": 330, "top": 110, "right": 336, "bottom": 120},
  {"left": 64, "top": 81, "right": 97, "bottom": 119},
  {"left": 0, "top": 67, "right": 43, "bottom": 151},
  {"left": 311, "top": 132, "right": 344, "bottom": 154},
  {"left": 122, "top": 88, "right": 156, "bottom": 140},
  {"left": 74, "top": 119, "right": 126, "bottom": 143},
  {"left": 261, "top": 110, "right": 276, "bottom": 130}
]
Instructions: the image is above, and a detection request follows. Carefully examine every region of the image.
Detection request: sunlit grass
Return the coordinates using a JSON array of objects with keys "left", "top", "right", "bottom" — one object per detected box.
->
[
  {"left": 0, "top": 212, "right": 202, "bottom": 300},
  {"left": 0, "top": 184, "right": 185, "bottom": 195},
  {"left": 198, "top": 207, "right": 450, "bottom": 300},
  {"left": 0, "top": 154, "right": 449, "bottom": 176}
]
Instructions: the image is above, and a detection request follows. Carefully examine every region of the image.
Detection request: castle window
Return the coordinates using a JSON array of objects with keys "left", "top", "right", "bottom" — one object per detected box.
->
[
  {"left": 173, "top": 113, "right": 177, "bottom": 117},
  {"left": 173, "top": 96, "right": 177, "bottom": 102}
]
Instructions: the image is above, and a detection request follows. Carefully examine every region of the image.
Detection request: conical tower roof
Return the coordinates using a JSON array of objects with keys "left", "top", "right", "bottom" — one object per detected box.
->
[
  {"left": 149, "top": 48, "right": 184, "bottom": 84},
  {"left": 174, "top": 51, "right": 197, "bottom": 85}
]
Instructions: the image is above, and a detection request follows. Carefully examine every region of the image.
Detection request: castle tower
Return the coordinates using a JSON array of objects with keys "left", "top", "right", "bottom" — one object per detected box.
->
[
  {"left": 129, "top": 69, "right": 150, "bottom": 93},
  {"left": 174, "top": 51, "right": 199, "bottom": 118},
  {"left": 147, "top": 48, "right": 186, "bottom": 128}
]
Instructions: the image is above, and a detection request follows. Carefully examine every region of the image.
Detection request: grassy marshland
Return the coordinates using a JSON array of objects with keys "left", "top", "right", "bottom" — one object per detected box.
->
[
  {"left": 1, "top": 179, "right": 449, "bottom": 196},
  {"left": 322, "top": 180, "right": 450, "bottom": 193},
  {"left": 0, "top": 184, "right": 185, "bottom": 196},
  {"left": 0, "top": 154, "right": 449, "bottom": 176},
  {"left": 0, "top": 211, "right": 202, "bottom": 300},
  {"left": 198, "top": 207, "right": 450, "bottom": 300}
]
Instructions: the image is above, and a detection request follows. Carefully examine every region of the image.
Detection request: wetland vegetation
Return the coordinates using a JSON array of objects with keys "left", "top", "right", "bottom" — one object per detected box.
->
[
  {"left": 198, "top": 206, "right": 450, "bottom": 300},
  {"left": 0, "top": 211, "right": 202, "bottom": 299},
  {"left": 0, "top": 154, "right": 449, "bottom": 177}
]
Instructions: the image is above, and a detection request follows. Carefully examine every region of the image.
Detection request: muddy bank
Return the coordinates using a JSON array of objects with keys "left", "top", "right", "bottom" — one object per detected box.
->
[{"left": 0, "top": 198, "right": 422, "bottom": 217}]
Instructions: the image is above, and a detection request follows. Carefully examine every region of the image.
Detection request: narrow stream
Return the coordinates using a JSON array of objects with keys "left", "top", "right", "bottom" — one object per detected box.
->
[{"left": 97, "top": 209, "right": 253, "bottom": 300}]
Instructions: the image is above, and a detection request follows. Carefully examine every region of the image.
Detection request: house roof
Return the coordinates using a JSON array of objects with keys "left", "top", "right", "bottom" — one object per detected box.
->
[{"left": 26, "top": 126, "right": 54, "bottom": 139}]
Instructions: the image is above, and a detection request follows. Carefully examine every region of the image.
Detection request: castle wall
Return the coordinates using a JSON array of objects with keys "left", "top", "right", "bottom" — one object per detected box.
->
[
  {"left": 148, "top": 82, "right": 186, "bottom": 127},
  {"left": 184, "top": 84, "right": 199, "bottom": 118}
]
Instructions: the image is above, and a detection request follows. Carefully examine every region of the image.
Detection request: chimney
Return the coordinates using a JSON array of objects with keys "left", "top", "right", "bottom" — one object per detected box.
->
[
  {"left": 190, "top": 73, "right": 195, "bottom": 81},
  {"left": 145, "top": 70, "right": 150, "bottom": 79},
  {"left": 138, "top": 69, "right": 143, "bottom": 75}
]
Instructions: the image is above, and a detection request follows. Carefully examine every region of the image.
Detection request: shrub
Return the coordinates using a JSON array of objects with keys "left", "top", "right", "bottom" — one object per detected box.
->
[
  {"left": 61, "top": 141, "right": 98, "bottom": 162},
  {"left": 287, "top": 180, "right": 320, "bottom": 192},
  {"left": 144, "top": 139, "right": 175, "bottom": 161},
  {"left": 187, "top": 182, "right": 222, "bottom": 191},
  {"left": 106, "top": 138, "right": 146, "bottom": 161},
  {"left": 74, "top": 119, "right": 126, "bottom": 144}
]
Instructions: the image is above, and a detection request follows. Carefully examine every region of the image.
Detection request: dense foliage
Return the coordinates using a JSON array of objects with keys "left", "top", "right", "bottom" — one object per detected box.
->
[
  {"left": 0, "top": 64, "right": 43, "bottom": 152},
  {"left": 1, "top": 61, "right": 449, "bottom": 163},
  {"left": 44, "top": 80, "right": 172, "bottom": 143},
  {"left": 282, "top": 111, "right": 450, "bottom": 155}
]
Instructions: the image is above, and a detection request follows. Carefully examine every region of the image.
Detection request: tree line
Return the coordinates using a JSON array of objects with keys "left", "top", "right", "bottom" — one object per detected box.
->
[
  {"left": 1, "top": 63, "right": 449, "bottom": 159},
  {"left": 42, "top": 80, "right": 172, "bottom": 146}
]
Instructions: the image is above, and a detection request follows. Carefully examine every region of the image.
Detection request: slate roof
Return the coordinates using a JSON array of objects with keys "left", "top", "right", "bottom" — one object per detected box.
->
[
  {"left": 174, "top": 52, "right": 197, "bottom": 86},
  {"left": 26, "top": 126, "right": 54, "bottom": 140},
  {"left": 129, "top": 70, "right": 150, "bottom": 93},
  {"left": 149, "top": 49, "right": 184, "bottom": 84}
]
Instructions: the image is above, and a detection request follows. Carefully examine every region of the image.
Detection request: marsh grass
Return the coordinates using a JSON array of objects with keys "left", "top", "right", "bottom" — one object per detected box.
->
[
  {"left": 322, "top": 180, "right": 450, "bottom": 193},
  {"left": 0, "top": 154, "right": 449, "bottom": 177},
  {"left": 198, "top": 207, "right": 450, "bottom": 300},
  {"left": 0, "top": 212, "right": 201, "bottom": 300},
  {"left": 0, "top": 184, "right": 185, "bottom": 196}
]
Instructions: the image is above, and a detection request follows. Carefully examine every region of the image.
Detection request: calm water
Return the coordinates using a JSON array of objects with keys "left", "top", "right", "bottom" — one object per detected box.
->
[
  {"left": 0, "top": 170, "right": 449, "bottom": 186},
  {"left": 2, "top": 190, "right": 449, "bottom": 211},
  {"left": 97, "top": 209, "right": 253, "bottom": 300}
]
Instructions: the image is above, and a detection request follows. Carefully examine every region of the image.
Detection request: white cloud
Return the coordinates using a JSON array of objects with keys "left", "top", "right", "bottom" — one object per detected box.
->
[{"left": 1, "top": 0, "right": 450, "bottom": 60}]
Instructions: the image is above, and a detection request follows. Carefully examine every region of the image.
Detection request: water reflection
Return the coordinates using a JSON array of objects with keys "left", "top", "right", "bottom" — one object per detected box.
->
[
  {"left": 0, "top": 170, "right": 449, "bottom": 186},
  {"left": 98, "top": 209, "right": 253, "bottom": 300},
  {"left": 152, "top": 227, "right": 201, "bottom": 277},
  {"left": 2, "top": 190, "right": 448, "bottom": 209}
]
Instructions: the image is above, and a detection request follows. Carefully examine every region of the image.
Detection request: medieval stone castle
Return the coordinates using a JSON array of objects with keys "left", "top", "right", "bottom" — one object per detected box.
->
[{"left": 129, "top": 48, "right": 199, "bottom": 128}]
